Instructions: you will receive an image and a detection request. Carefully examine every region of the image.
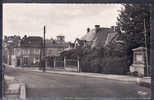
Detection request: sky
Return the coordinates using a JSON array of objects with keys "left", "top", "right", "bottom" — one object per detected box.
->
[{"left": 3, "top": 4, "right": 123, "bottom": 42}]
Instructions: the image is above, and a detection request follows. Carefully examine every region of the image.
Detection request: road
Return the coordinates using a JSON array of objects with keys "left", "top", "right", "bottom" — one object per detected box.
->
[{"left": 5, "top": 67, "right": 151, "bottom": 98}]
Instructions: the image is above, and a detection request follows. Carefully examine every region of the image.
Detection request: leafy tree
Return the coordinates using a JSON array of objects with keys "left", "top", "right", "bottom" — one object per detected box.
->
[{"left": 117, "top": 4, "right": 151, "bottom": 53}]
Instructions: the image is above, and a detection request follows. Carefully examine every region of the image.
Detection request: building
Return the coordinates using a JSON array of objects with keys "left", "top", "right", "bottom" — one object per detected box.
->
[
  {"left": 46, "top": 35, "right": 67, "bottom": 57},
  {"left": 11, "top": 36, "right": 42, "bottom": 67},
  {"left": 63, "top": 25, "right": 120, "bottom": 51},
  {"left": 45, "top": 36, "right": 67, "bottom": 67},
  {"left": 3, "top": 35, "right": 68, "bottom": 67},
  {"left": 3, "top": 35, "right": 21, "bottom": 65}
]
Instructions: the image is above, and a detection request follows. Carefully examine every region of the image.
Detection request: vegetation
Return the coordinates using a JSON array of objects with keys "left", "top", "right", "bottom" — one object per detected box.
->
[
  {"left": 117, "top": 4, "right": 151, "bottom": 60},
  {"left": 61, "top": 4, "right": 151, "bottom": 75}
]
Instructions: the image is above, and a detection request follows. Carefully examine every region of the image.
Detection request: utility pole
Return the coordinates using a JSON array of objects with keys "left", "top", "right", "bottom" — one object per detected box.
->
[
  {"left": 144, "top": 19, "right": 149, "bottom": 76},
  {"left": 42, "top": 25, "right": 46, "bottom": 72}
]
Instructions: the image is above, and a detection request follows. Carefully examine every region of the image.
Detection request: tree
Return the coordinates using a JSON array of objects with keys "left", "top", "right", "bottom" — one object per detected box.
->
[{"left": 117, "top": 4, "right": 151, "bottom": 53}]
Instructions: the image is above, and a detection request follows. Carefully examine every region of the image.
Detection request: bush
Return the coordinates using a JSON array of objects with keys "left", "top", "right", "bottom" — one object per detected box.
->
[
  {"left": 67, "top": 46, "right": 131, "bottom": 75},
  {"left": 100, "top": 56, "right": 129, "bottom": 74},
  {"left": 80, "top": 55, "right": 130, "bottom": 75}
]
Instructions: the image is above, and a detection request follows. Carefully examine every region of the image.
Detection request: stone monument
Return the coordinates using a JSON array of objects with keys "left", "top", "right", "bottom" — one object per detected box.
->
[{"left": 130, "top": 47, "right": 148, "bottom": 76}]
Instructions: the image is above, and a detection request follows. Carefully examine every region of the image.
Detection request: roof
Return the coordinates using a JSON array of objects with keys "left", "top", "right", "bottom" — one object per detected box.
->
[
  {"left": 20, "top": 36, "right": 43, "bottom": 48},
  {"left": 81, "top": 29, "right": 96, "bottom": 41},
  {"left": 81, "top": 27, "right": 115, "bottom": 48},
  {"left": 94, "top": 28, "right": 114, "bottom": 47},
  {"left": 104, "top": 32, "right": 118, "bottom": 46}
]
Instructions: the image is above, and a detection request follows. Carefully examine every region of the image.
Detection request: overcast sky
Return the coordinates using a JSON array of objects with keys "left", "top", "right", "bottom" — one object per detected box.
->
[{"left": 3, "top": 4, "right": 123, "bottom": 42}]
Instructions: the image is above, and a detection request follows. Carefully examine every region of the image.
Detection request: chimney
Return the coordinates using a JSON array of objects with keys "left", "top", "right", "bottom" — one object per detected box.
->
[
  {"left": 95, "top": 25, "right": 100, "bottom": 33},
  {"left": 87, "top": 28, "right": 90, "bottom": 33}
]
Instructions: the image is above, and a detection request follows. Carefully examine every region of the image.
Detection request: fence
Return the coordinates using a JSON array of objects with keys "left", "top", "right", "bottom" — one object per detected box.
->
[{"left": 46, "top": 56, "right": 80, "bottom": 72}]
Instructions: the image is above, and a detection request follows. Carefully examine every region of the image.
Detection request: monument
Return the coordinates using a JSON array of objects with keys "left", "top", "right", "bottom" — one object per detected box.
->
[{"left": 129, "top": 47, "right": 148, "bottom": 76}]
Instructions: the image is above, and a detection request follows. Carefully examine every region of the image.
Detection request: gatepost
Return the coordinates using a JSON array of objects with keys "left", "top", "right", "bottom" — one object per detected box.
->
[
  {"left": 53, "top": 56, "right": 56, "bottom": 71},
  {"left": 77, "top": 56, "right": 80, "bottom": 73},
  {"left": 64, "top": 57, "right": 66, "bottom": 70}
]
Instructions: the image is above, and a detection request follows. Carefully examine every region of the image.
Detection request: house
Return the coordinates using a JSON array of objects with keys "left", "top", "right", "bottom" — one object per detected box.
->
[
  {"left": 63, "top": 25, "right": 120, "bottom": 51},
  {"left": 13, "top": 36, "right": 43, "bottom": 67}
]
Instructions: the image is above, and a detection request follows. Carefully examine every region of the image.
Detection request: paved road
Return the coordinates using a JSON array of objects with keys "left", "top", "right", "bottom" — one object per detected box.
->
[{"left": 5, "top": 67, "right": 151, "bottom": 98}]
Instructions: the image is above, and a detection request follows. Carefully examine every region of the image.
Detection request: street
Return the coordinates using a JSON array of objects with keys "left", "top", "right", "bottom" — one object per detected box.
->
[{"left": 5, "top": 67, "right": 151, "bottom": 98}]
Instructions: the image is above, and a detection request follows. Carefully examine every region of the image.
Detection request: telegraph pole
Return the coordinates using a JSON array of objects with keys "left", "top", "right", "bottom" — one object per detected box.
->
[
  {"left": 144, "top": 19, "right": 149, "bottom": 76},
  {"left": 42, "top": 25, "right": 46, "bottom": 72}
]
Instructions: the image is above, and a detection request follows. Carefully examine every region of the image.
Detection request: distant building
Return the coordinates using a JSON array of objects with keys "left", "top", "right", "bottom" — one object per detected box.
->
[
  {"left": 46, "top": 35, "right": 67, "bottom": 57},
  {"left": 45, "top": 36, "right": 68, "bottom": 67},
  {"left": 3, "top": 35, "right": 21, "bottom": 65},
  {"left": 3, "top": 35, "right": 68, "bottom": 67},
  {"left": 10, "top": 36, "right": 42, "bottom": 67}
]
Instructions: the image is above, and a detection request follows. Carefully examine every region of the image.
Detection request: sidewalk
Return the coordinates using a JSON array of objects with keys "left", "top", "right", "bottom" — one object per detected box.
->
[
  {"left": 14, "top": 66, "right": 141, "bottom": 82},
  {"left": 26, "top": 68, "right": 152, "bottom": 87},
  {"left": 4, "top": 75, "right": 26, "bottom": 99},
  {"left": 32, "top": 68, "right": 151, "bottom": 88}
]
